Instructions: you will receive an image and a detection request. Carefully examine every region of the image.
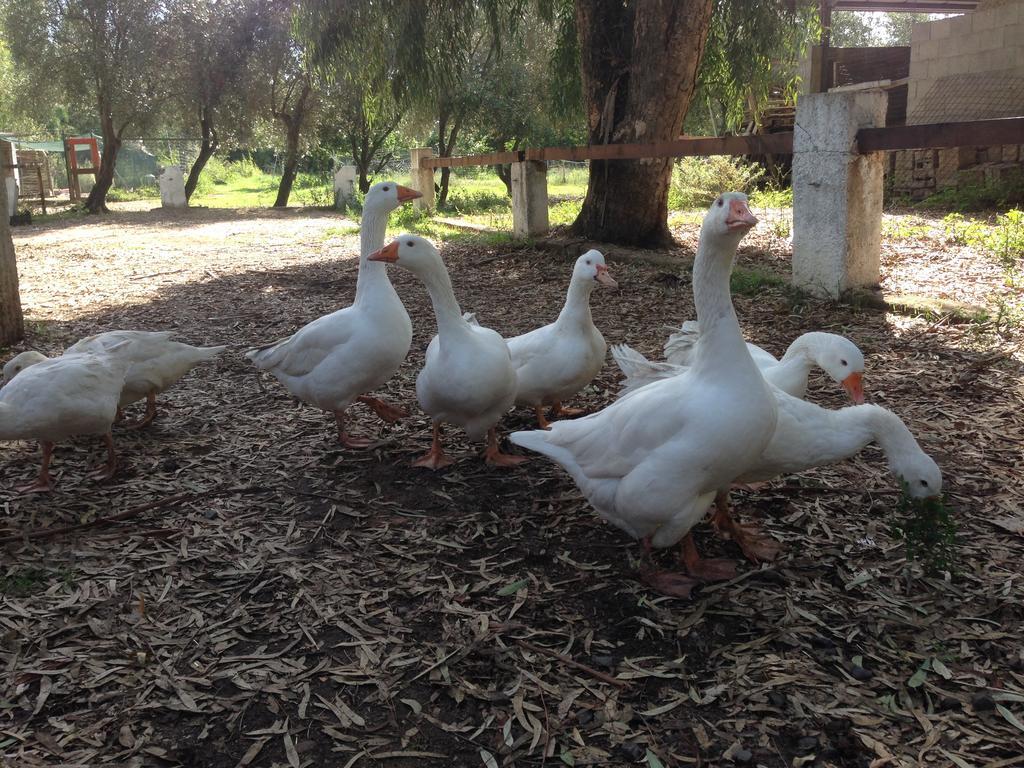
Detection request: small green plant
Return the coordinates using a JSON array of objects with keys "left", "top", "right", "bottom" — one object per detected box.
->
[
  {"left": 730, "top": 268, "right": 783, "bottom": 296},
  {"left": 882, "top": 218, "right": 930, "bottom": 241},
  {"left": 751, "top": 186, "right": 793, "bottom": 209},
  {"left": 985, "top": 209, "right": 1024, "bottom": 284},
  {"left": 0, "top": 567, "right": 76, "bottom": 596},
  {"left": 892, "top": 485, "right": 957, "bottom": 577},
  {"left": 670, "top": 156, "right": 765, "bottom": 210},
  {"left": 916, "top": 175, "right": 1024, "bottom": 212}
]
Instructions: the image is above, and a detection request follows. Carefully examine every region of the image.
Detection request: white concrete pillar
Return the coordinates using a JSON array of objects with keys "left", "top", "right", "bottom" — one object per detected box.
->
[
  {"left": 792, "top": 90, "right": 887, "bottom": 298},
  {"left": 333, "top": 164, "right": 357, "bottom": 209},
  {"left": 4, "top": 177, "right": 18, "bottom": 217},
  {"left": 409, "top": 147, "right": 435, "bottom": 212},
  {"left": 157, "top": 166, "right": 187, "bottom": 208},
  {"left": 511, "top": 160, "right": 549, "bottom": 239}
]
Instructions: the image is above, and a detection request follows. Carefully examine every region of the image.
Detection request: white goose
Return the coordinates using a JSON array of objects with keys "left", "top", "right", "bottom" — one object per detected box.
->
[
  {"left": 661, "top": 321, "right": 865, "bottom": 403},
  {"left": 368, "top": 235, "right": 524, "bottom": 469},
  {"left": 4, "top": 333, "right": 226, "bottom": 428},
  {"left": 612, "top": 344, "right": 941, "bottom": 561},
  {"left": 511, "top": 193, "right": 773, "bottom": 596},
  {"left": 507, "top": 250, "right": 617, "bottom": 428},
  {"left": 1, "top": 342, "right": 132, "bottom": 493},
  {"left": 246, "top": 181, "right": 420, "bottom": 446}
]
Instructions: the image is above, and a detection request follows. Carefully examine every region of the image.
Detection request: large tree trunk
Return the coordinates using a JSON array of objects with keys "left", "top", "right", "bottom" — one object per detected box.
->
[
  {"left": 185, "top": 106, "right": 218, "bottom": 201},
  {"left": 273, "top": 81, "right": 312, "bottom": 208},
  {"left": 493, "top": 164, "right": 512, "bottom": 197},
  {"left": 84, "top": 109, "right": 122, "bottom": 214},
  {"left": 570, "top": 0, "right": 714, "bottom": 247},
  {"left": 0, "top": 178, "right": 24, "bottom": 345}
]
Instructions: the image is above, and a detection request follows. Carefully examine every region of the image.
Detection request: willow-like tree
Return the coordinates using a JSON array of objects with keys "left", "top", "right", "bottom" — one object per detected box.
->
[
  {"left": 3, "top": 0, "right": 166, "bottom": 214},
  {"left": 167, "top": 0, "right": 270, "bottom": 201},
  {"left": 304, "top": 0, "right": 813, "bottom": 244}
]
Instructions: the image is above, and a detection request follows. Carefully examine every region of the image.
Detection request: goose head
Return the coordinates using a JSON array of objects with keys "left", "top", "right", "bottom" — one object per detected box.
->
[
  {"left": 364, "top": 180, "right": 421, "bottom": 215},
  {"left": 3, "top": 350, "right": 48, "bottom": 384},
  {"left": 368, "top": 234, "right": 442, "bottom": 277},
  {"left": 890, "top": 449, "right": 943, "bottom": 500},
  {"left": 702, "top": 192, "right": 758, "bottom": 243},
  {"left": 805, "top": 333, "right": 866, "bottom": 404},
  {"left": 573, "top": 249, "right": 617, "bottom": 289}
]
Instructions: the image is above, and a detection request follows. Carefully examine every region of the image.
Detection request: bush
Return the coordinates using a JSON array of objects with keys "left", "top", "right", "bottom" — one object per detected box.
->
[
  {"left": 916, "top": 175, "right": 1024, "bottom": 212},
  {"left": 669, "top": 156, "right": 765, "bottom": 210}
]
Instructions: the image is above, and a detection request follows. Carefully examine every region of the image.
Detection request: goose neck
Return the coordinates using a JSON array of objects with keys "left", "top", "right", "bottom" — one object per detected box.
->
[
  {"left": 355, "top": 205, "right": 394, "bottom": 301},
  {"left": 556, "top": 277, "right": 595, "bottom": 329},
  {"left": 691, "top": 235, "right": 746, "bottom": 365},
  {"left": 419, "top": 264, "right": 470, "bottom": 338}
]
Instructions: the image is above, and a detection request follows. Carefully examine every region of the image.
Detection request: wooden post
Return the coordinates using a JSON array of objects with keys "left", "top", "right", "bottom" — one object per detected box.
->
[
  {"left": 36, "top": 165, "right": 46, "bottom": 215},
  {"left": 511, "top": 160, "right": 549, "bottom": 238},
  {"left": 409, "top": 147, "right": 435, "bottom": 212},
  {"left": 0, "top": 176, "right": 24, "bottom": 344}
]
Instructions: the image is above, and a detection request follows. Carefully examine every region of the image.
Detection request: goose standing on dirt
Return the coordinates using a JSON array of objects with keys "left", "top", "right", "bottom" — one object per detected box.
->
[
  {"left": 368, "top": 235, "right": 524, "bottom": 469},
  {"left": 612, "top": 345, "right": 936, "bottom": 561},
  {"left": 4, "top": 332, "right": 226, "bottom": 428},
  {"left": 0, "top": 342, "right": 132, "bottom": 493},
  {"left": 246, "top": 181, "right": 420, "bottom": 447},
  {"left": 507, "top": 250, "right": 617, "bottom": 428},
  {"left": 660, "top": 322, "right": 865, "bottom": 403},
  {"left": 511, "top": 193, "right": 774, "bottom": 597}
]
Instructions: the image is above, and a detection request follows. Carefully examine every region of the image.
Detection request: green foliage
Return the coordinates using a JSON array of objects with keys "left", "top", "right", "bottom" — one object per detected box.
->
[
  {"left": 1, "top": 566, "right": 76, "bottom": 596},
  {"left": 669, "top": 156, "right": 765, "bottom": 210},
  {"left": 693, "top": 0, "right": 819, "bottom": 133},
  {"left": 750, "top": 187, "right": 793, "bottom": 209},
  {"left": 985, "top": 209, "right": 1024, "bottom": 283},
  {"left": 730, "top": 268, "right": 784, "bottom": 296},
  {"left": 916, "top": 175, "right": 1024, "bottom": 212},
  {"left": 892, "top": 485, "right": 957, "bottom": 577},
  {"left": 882, "top": 218, "right": 931, "bottom": 241}
]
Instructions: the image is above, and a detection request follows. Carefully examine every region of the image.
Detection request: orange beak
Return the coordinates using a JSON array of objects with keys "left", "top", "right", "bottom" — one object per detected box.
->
[
  {"left": 368, "top": 240, "right": 400, "bottom": 263},
  {"left": 595, "top": 264, "right": 618, "bottom": 288},
  {"left": 396, "top": 185, "right": 422, "bottom": 203},
  {"left": 726, "top": 199, "right": 758, "bottom": 230},
  {"left": 841, "top": 372, "right": 865, "bottom": 404}
]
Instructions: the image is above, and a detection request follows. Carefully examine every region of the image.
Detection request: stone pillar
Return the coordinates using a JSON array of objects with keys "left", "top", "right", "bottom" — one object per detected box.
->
[
  {"left": 409, "top": 147, "right": 435, "bottom": 212},
  {"left": 333, "top": 165, "right": 357, "bottom": 210},
  {"left": 157, "top": 166, "right": 187, "bottom": 208},
  {"left": 511, "top": 160, "right": 549, "bottom": 239},
  {"left": 792, "top": 90, "right": 887, "bottom": 298}
]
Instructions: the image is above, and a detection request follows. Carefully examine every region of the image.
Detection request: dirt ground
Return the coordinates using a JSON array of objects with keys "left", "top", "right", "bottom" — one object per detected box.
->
[{"left": 2, "top": 203, "right": 1023, "bottom": 768}]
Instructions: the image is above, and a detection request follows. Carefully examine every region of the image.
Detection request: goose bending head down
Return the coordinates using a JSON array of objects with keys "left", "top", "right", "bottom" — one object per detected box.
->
[
  {"left": 245, "top": 180, "right": 420, "bottom": 448},
  {"left": 511, "top": 193, "right": 775, "bottom": 597},
  {"left": 661, "top": 324, "right": 867, "bottom": 404},
  {"left": 1, "top": 342, "right": 133, "bottom": 493},
  {"left": 507, "top": 249, "right": 617, "bottom": 428},
  {"left": 369, "top": 235, "right": 525, "bottom": 469}
]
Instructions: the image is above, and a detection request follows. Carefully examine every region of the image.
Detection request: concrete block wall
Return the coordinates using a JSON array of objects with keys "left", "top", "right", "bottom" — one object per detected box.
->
[{"left": 907, "top": 1, "right": 1024, "bottom": 118}]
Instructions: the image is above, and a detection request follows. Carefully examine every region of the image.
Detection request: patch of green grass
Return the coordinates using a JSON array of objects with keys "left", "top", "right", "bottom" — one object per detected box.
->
[
  {"left": 730, "top": 267, "right": 784, "bottom": 296},
  {"left": 882, "top": 217, "right": 932, "bottom": 241},
  {"left": 915, "top": 175, "right": 1024, "bottom": 212},
  {"left": 892, "top": 487, "right": 957, "bottom": 577},
  {"left": 0, "top": 567, "right": 76, "bottom": 596},
  {"left": 322, "top": 222, "right": 361, "bottom": 239},
  {"left": 750, "top": 186, "right": 793, "bottom": 209},
  {"left": 106, "top": 184, "right": 158, "bottom": 202}
]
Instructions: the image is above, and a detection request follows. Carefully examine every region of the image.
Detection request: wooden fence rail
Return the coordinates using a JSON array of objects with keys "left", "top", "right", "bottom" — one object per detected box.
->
[
  {"left": 408, "top": 101, "right": 1023, "bottom": 297},
  {"left": 416, "top": 115, "right": 1024, "bottom": 170}
]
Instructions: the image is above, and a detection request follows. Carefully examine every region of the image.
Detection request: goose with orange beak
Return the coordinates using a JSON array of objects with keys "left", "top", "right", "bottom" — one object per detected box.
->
[
  {"left": 369, "top": 235, "right": 525, "bottom": 469},
  {"left": 506, "top": 249, "right": 618, "bottom": 429},
  {"left": 246, "top": 181, "right": 420, "bottom": 447}
]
